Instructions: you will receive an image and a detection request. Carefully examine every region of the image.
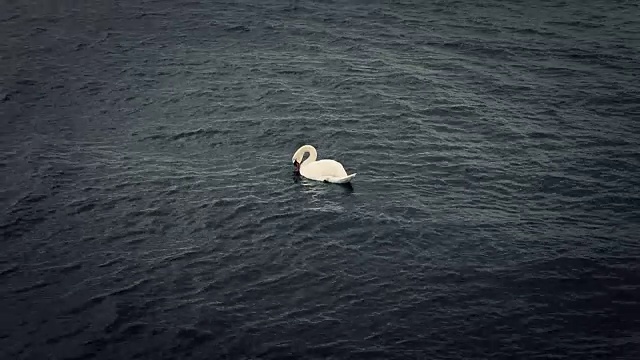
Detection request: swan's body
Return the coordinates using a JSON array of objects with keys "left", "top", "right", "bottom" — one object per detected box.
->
[{"left": 292, "top": 145, "right": 356, "bottom": 184}]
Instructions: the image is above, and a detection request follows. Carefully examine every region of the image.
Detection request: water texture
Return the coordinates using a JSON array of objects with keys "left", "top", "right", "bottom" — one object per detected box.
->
[{"left": 1, "top": 0, "right": 639, "bottom": 358}]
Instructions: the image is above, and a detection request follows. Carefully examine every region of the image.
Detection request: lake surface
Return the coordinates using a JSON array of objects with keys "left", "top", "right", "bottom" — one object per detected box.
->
[{"left": 1, "top": 0, "right": 639, "bottom": 358}]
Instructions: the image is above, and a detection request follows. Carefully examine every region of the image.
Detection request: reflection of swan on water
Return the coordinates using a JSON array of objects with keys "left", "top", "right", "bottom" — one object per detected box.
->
[
  {"left": 298, "top": 180, "right": 353, "bottom": 212},
  {"left": 291, "top": 145, "right": 356, "bottom": 184}
]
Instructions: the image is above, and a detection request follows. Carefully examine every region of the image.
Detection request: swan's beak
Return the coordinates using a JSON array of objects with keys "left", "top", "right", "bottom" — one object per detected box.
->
[{"left": 293, "top": 160, "right": 300, "bottom": 172}]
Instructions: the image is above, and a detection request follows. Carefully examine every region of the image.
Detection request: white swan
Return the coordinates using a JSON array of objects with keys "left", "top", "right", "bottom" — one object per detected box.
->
[{"left": 291, "top": 145, "right": 356, "bottom": 184}]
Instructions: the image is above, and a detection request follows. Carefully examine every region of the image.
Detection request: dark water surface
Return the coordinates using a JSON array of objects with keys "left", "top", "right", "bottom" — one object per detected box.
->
[{"left": 2, "top": 0, "right": 640, "bottom": 358}]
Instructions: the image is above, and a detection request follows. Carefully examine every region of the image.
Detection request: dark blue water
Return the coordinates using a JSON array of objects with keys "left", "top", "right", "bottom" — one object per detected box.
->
[{"left": 1, "top": 0, "right": 639, "bottom": 358}]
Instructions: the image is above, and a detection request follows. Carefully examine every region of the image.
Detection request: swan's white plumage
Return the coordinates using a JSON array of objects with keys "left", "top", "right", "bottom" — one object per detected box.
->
[{"left": 292, "top": 145, "right": 356, "bottom": 184}]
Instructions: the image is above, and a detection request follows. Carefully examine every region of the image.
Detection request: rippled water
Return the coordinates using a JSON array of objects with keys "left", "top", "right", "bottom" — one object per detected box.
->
[{"left": 1, "top": 0, "right": 640, "bottom": 358}]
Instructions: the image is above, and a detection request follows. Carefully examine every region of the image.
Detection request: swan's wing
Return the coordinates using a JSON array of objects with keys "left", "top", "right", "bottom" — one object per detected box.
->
[{"left": 302, "top": 159, "right": 348, "bottom": 178}]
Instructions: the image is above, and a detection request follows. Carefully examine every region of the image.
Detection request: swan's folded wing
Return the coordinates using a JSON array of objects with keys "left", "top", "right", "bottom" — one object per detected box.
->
[{"left": 305, "top": 159, "right": 348, "bottom": 178}]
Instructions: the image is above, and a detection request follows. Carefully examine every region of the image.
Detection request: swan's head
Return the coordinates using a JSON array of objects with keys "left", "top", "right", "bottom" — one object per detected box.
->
[{"left": 291, "top": 156, "right": 301, "bottom": 173}]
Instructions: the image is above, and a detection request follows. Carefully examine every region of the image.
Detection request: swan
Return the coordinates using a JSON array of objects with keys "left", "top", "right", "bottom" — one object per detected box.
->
[{"left": 291, "top": 145, "right": 356, "bottom": 184}]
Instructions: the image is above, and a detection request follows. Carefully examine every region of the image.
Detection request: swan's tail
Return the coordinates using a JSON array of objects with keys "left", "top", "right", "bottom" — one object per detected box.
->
[{"left": 327, "top": 173, "right": 356, "bottom": 184}]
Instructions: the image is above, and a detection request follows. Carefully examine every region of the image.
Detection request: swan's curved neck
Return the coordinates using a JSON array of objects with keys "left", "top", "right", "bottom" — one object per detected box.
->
[{"left": 296, "top": 145, "right": 317, "bottom": 164}]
